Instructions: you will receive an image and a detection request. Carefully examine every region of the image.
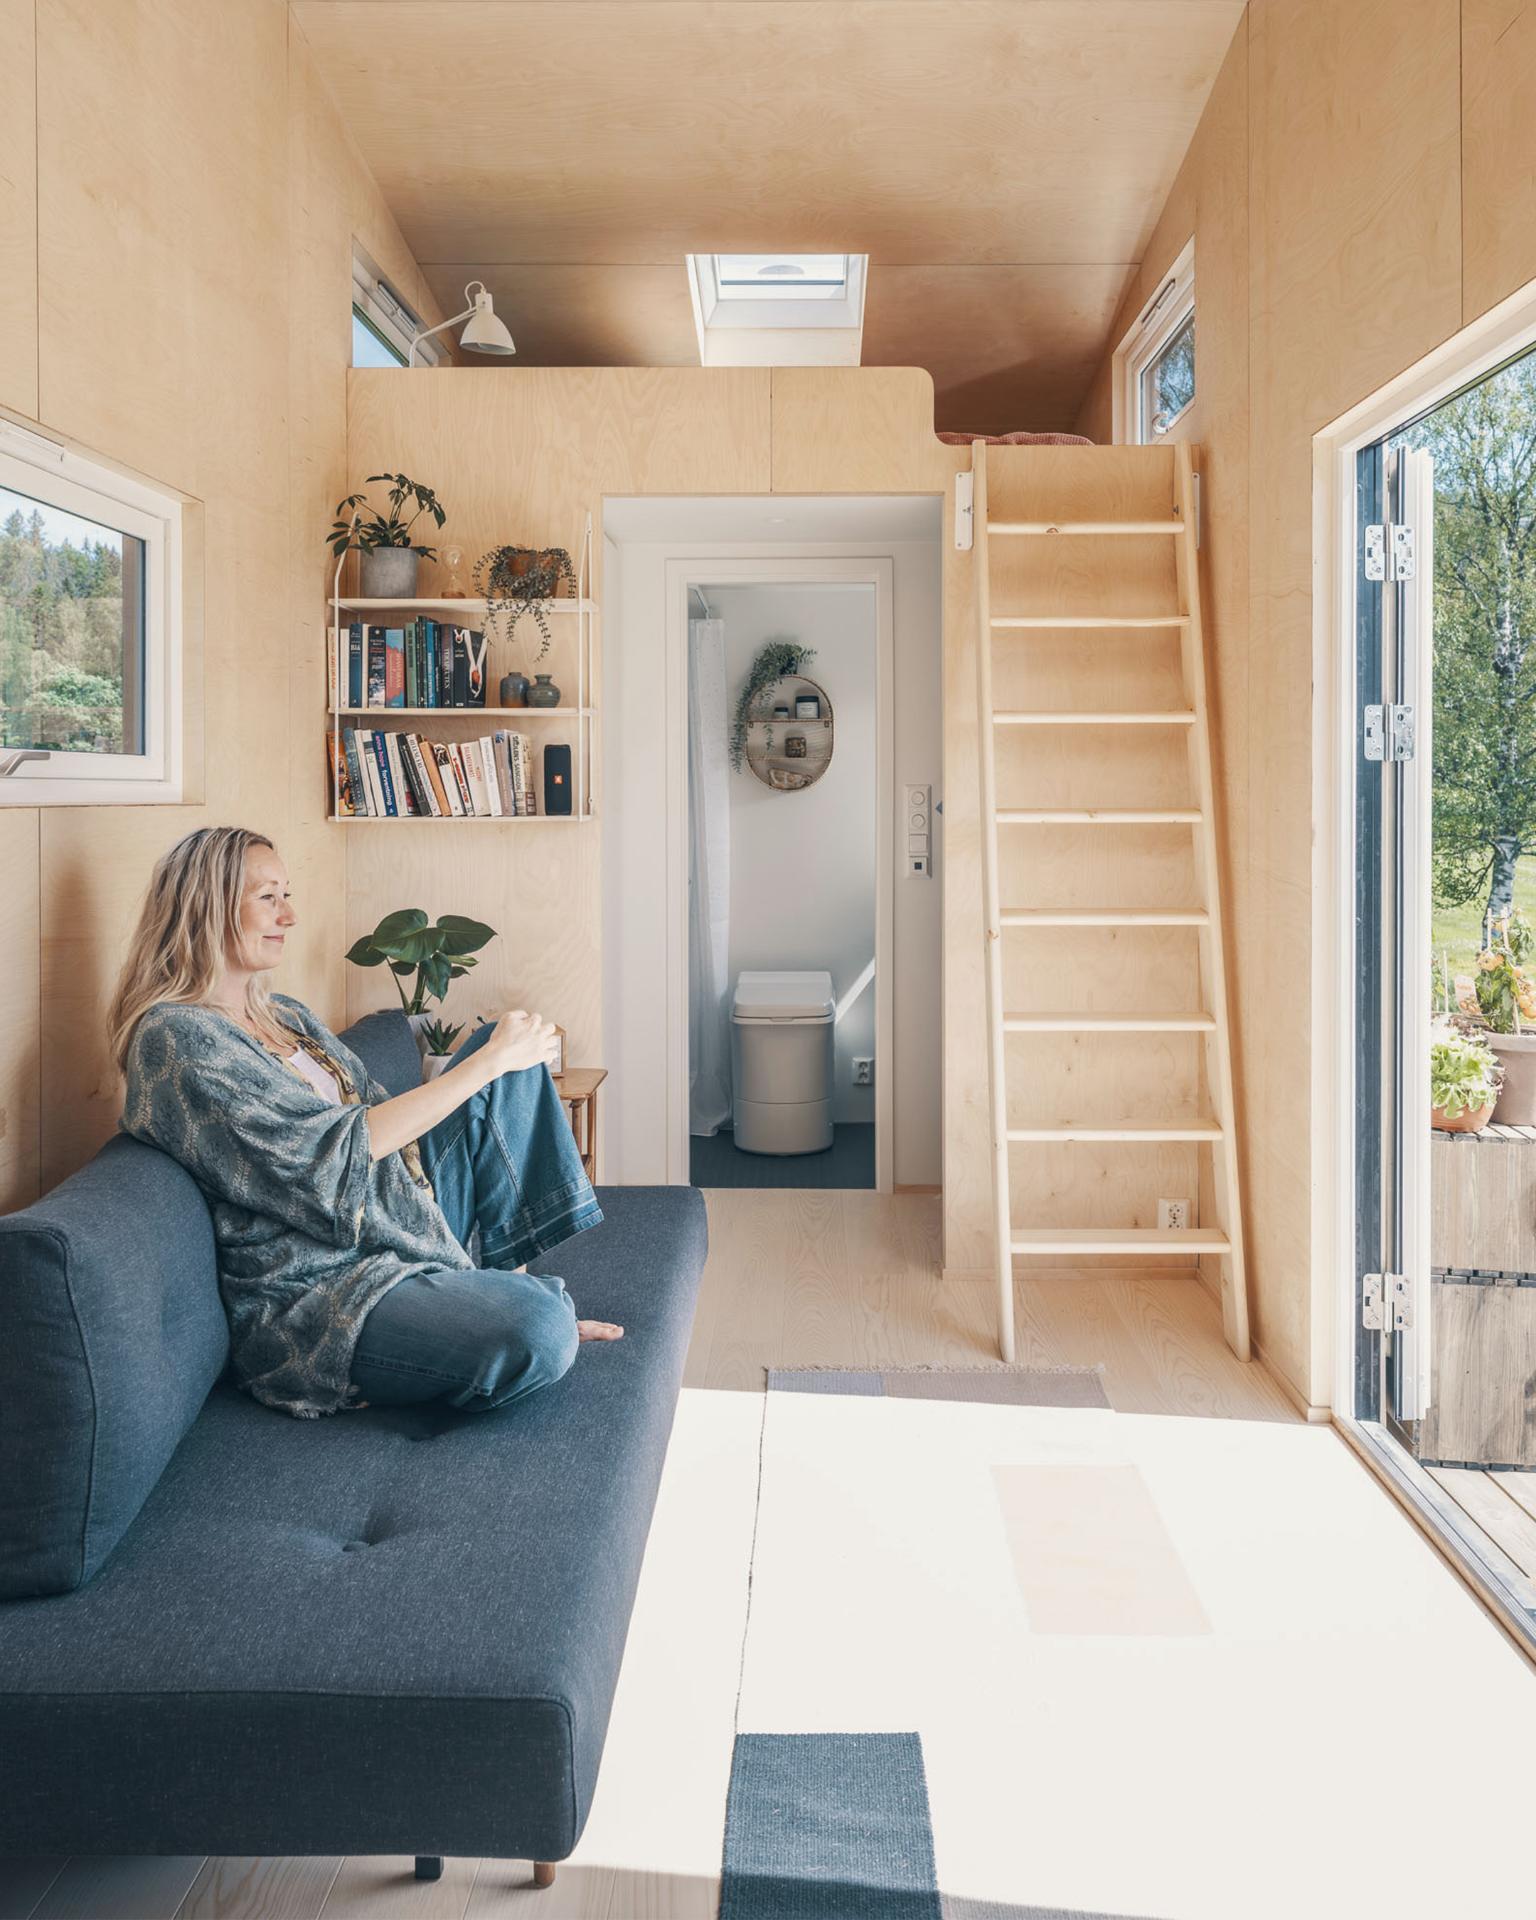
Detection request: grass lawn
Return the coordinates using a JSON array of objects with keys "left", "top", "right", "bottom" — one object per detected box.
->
[{"left": 1430, "top": 855, "right": 1536, "bottom": 998}]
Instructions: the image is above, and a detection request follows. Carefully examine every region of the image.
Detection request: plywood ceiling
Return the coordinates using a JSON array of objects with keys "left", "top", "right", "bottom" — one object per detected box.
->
[{"left": 295, "top": 0, "right": 1244, "bottom": 432}]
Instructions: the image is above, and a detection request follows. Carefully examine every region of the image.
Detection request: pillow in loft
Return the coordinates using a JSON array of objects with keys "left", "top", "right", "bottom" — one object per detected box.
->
[{"left": 935, "top": 430, "right": 1096, "bottom": 446}]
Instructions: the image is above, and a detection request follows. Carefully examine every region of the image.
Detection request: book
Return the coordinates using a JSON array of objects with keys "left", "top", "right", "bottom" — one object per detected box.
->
[
  {"left": 370, "top": 731, "right": 399, "bottom": 816},
  {"left": 356, "top": 731, "right": 383, "bottom": 815},
  {"left": 328, "top": 731, "right": 354, "bottom": 815},
  {"left": 404, "top": 620, "right": 418, "bottom": 709},
  {"left": 420, "top": 739, "right": 452, "bottom": 816},
  {"left": 478, "top": 737, "right": 503, "bottom": 816},
  {"left": 383, "top": 730, "right": 416, "bottom": 814},
  {"left": 366, "top": 627, "right": 387, "bottom": 707},
  {"left": 422, "top": 621, "right": 439, "bottom": 708},
  {"left": 403, "top": 734, "right": 440, "bottom": 816},
  {"left": 432, "top": 739, "right": 465, "bottom": 815},
  {"left": 394, "top": 732, "right": 426, "bottom": 816},
  {"left": 461, "top": 741, "right": 489, "bottom": 816},
  {"left": 342, "top": 727, "right": 370, "bottom": 815},
  {"left": 438, "top": 625, "right": 455, "bottom": 707},
  {"left": 448, "top": 742, "right": 476, "bottom": 814},
  {"left": 384, "top": 628, "right": 406, "bottom": 707},
  {"left": 348, "top": 623, "right": 364, "bottom": 708},
  {"left": 509, "top": 732, "right": 525, "bottom": 814},
  {"left": 522, "top": 734, "right": 539, "bottom": 815},
  {"left": 492, "top": 731, "right": 514, "bottom": 815},
  {"left": 450, "top": 628, "right": 470, "bottom": 706}
]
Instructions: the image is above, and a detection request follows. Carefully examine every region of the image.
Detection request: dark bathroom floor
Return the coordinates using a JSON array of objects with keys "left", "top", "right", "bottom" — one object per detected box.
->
[{"left": 688, "top": 1124, "right": 875, "bottom": 1190}]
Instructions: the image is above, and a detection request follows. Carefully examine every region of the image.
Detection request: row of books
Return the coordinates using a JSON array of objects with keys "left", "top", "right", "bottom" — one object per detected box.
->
[
  {"left": 333, "top": 621, "right": 490, "bottom": 710},
  {"left": 331, "top": 727, "right": 541, "bottom": 818}
]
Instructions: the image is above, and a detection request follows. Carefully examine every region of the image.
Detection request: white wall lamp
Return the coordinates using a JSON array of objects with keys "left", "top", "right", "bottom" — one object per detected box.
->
[{"left": 408, "top": 281, "right": 516, "bottom": 366}]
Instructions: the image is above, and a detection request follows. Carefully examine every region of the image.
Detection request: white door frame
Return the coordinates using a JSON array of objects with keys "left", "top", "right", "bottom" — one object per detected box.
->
[
  {"left": 1312, "top": 277, "right": 1536, "bottom": 1421},
  {"left": 665, "top": 554, "right": 896, "bottom": 1190}
]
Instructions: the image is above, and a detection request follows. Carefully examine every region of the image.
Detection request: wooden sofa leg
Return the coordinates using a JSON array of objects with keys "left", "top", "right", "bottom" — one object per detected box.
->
[
  {"left": 533, "top": 1862, "right": 556, "bottom": 1889},
  {"left": 415, "top": 1857, "right": 444, "bottom": 1881}
]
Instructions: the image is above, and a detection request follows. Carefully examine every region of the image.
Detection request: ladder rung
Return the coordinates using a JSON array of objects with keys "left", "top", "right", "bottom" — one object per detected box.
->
[
  {"left": 1011, "top": 1226, "right": 1230, "bottom": 1254},
  {"left": 987, "top": 520, "right": 1185, "bottom": 537},
  {"left": 997, "top": 808, "right": 1201, "bottom": 826},
  {"left": 991, "top": 615, "right": 1188, "bottom": 630},
  {"left": 1006, "top": 1121, "right": 1224, "bottom": 1143},
  {"left": 993, "top": 710, "right": 1196, "bottom": 727},
  {"left": 1003, "top": 1011, "right": 1216, "bottom": 1032},
  {"left": 1000, "top": 907, "right": 1209, "bottom": 927}
]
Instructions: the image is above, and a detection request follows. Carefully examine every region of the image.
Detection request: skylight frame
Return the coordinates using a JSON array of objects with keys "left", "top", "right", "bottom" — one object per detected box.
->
[{"left": 686, "top": 253, "right": 868, "bottom": 340}]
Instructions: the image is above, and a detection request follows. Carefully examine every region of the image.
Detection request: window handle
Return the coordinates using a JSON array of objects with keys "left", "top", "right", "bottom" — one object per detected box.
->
[{"left": 0, "top": 750, "right": 49, "bottom": 776}]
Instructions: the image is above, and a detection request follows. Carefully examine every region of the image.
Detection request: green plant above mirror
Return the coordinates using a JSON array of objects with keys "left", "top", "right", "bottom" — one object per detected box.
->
[
  {"left": 474, "top": 546, "right": 578, "bottom": 660},
  {"left": 344, "top": 907, "right": 497, "bottom": 1014},
  {"left": 730, "top": 639, "right": 817, "bottom": 771},
  {"left": 328, "top": 473, "right": 447, "bottom": 558}
]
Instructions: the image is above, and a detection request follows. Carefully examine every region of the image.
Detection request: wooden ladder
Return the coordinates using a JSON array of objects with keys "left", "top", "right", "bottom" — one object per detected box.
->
[{"left": 972, "top": 441, "right": 1250, "bottom": 1363}]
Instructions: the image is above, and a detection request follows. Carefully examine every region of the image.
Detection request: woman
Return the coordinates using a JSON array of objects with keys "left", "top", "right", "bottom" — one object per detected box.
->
[{"left": 109, "top": 825, "right": 621, "bottom": 1420}]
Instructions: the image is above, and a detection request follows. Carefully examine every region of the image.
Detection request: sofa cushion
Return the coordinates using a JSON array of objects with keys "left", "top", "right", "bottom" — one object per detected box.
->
[
  {"left": 0, "top": 1185, "right": 707, "bottom": 1861},
  {"left": 0, "top": 1135, "right": 228, "bottom": 1601},
  {"left": 340, "top": 1008, "right": 423, "bottom": 1098}
]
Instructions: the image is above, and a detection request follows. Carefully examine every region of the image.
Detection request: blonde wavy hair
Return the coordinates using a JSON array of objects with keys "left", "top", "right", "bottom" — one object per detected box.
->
[{"left": 107, "top": 826, "right": 292, "bottom": 1073}]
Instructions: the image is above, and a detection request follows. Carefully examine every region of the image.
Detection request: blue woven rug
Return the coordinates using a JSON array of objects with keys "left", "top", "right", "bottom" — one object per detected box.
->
[{"left": 720, "top": 1731, "right": 942, "bottom": 1919}]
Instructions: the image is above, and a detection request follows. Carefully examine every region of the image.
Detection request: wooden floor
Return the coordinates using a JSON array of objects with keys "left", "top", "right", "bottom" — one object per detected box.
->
[
  {"left": 0, "top": 1190, "right": 1295, "bottom": 1920},
  {"left": 1428, "top": 1465, "right": 1536, "bottom": 1582}
]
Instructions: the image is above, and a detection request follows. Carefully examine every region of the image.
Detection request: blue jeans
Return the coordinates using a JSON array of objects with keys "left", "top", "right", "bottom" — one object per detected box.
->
[{"left": 349, "top": 1024, "right": 603, "bottom": 1412}]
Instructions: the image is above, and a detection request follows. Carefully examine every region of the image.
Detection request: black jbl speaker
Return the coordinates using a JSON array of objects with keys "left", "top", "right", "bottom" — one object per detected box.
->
[{"left": 543, "top": 743, "right": 573, "bottom": 816}]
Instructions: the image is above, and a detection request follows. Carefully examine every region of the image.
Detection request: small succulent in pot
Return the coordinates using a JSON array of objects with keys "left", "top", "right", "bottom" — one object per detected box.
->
[
  {"left": 473, "top": 545, "right": 578, "bottom": 661},
  {"left": 417, "top": 1015, "right": 466, "bottom": 1059}
]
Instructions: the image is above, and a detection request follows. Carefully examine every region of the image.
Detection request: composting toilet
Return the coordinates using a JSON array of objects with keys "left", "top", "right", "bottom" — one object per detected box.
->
[{"left": 730, "top": 969, "right": 836, "bottom": 1154}]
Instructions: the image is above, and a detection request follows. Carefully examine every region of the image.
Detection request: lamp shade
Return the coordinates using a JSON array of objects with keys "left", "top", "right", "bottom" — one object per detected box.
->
[{"left": 460, "top": 284, "right": 516, "bottom": 356}]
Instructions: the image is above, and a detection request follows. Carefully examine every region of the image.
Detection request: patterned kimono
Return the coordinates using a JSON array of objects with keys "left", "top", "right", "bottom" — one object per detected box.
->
[{"left": 120, "top": 994, "right": 470, "bottom": 1418}]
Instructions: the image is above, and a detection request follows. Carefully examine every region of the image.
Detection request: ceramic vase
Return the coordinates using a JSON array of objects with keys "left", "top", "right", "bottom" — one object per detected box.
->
[{"left": 527, "top": 673, "right": 561, "bottom": 708}]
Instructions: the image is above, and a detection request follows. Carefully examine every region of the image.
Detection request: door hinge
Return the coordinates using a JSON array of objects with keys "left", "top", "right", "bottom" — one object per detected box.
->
[
  {"left": 1364, "top": 523, "right": 1415, "bottom": 582},
  {"left": 1363, "top": 1273, "right": 1412, "bottom": 1332},
  {"left": 954, "top": 471, "right": 974, "bottom": 551},
  {"left": 1362, "top": 703, "right": 1415, "bottom": 762}
]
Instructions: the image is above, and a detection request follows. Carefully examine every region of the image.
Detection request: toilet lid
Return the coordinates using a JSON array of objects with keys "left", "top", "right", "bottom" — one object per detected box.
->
[{"left": 732, "top": 969, "right": 836, "bottom": 1020}]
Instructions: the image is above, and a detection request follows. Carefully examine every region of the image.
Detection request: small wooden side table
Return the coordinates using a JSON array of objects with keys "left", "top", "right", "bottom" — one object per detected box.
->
[{"left": 555, "top": 1068, "right": 606, "bottom": 1180}]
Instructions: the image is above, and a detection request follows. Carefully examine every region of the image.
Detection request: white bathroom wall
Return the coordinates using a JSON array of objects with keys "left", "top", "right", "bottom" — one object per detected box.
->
[
  {"left": 707, "top": 582, "right": 877, "bottom": 1125},
  {"left": 601, "top": 496, "right": 942, "bottom": 1188}
]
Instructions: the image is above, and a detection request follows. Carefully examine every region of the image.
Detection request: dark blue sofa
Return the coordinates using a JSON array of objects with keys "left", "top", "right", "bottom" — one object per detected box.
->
[{"left": 0, "top": 1009, "right": 707, "bottom": 1886}]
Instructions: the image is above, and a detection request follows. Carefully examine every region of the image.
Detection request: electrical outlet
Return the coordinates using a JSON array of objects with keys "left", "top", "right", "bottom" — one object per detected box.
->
[
  {"left": 1158, "top": 1198, "right": 1190, "bottom": 1231},
  {"left": 853, "top": 1057, "right": 874, "bottom": 1086}
]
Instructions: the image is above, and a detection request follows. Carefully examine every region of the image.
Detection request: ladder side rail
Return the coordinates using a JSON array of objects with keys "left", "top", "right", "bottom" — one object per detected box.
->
[
  {"left": 972, "top": 445, "right": 1016, "bottom": 1362},
  {"left": 1173, "top": 444, "right": 1251, "bottom": 1360}
]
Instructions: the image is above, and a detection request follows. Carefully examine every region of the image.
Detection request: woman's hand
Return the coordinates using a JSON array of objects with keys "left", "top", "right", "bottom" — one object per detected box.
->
[{"left": 482, "top": 1009, "right": 560, "bottom": 1077}]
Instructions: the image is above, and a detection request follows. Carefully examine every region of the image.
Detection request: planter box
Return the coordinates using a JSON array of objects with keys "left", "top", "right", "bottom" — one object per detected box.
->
[{"left": 1419, "top": 1128, "right": 1536, "bottom": 1469}]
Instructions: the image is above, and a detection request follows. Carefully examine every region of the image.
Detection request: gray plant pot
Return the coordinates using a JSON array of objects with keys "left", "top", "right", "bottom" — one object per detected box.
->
[
  {"left": 359, "top": 546, "right": 420, "bottom": 598},
  {"left": 1490, "top": 1031, "right": 1536, "bottom": 1125}
]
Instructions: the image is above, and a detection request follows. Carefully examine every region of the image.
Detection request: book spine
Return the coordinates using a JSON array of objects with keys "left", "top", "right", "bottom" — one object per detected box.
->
[
  {"left": 348, "top": 623, "right": 364, "bottom": 708},
  {"left": 463, "top": 742, "right": 488, "bottom": 816},
  {"left": 523, "top": 734, "right": 538, "bottom": 815},
  {"left": 479, "top": 737, "right": 502, "bottom": 816},
  {"left": 423, "top": 621, "right": 438, "bottom": 708},
  {"left": 451, "top": 629, "right": 469, "bottom": 707},
  {"left": 421, "top": 738, "right": 451, "bottom": 816},
  {"left": 366, "top": 627, "right": 386, "bottom": 707},
  {"left": 371, "top": 732, "right": 399, "bottom": 816},
  {"left": 357, "top": 732, "right": 382, "bottom": 815},
  {"left": 384, "top": 628, "right": 405, "bottom": 707},
  {"left": 328, "top": 730, "right": 353, "bottom": 815},
  {"left": 449, "top": 742, "right": 476, "bottom": 814},
  {"left": 404, "top": 734, "right": 439, "bottom": 816},
  {"left": 342, "top": 727, "right": 369, "bottom": 814},
  {"left": 395, "top": 732, "right": 425, "bottom": 815},
  {"left": 432, "top": 740, "right": 465, "bottom": 815},
  {"left": 404, "top": 620, "right": 417, "bottom": 710},
  {"left": 493, "top": 730, "right": 514, "bottom": 815},
  {"left": 384, "top": 730, "right": 416, "bottom": 814}
]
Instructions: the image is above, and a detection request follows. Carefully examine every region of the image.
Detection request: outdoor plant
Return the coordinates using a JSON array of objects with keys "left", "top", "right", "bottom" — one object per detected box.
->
[
  {"left": 344, "top": 908, "right": 497, "bottom": 1015},
  {"left": 1430, "top": 1019, "right": 1502, "bottom": 1120},
  {"left": 328, "top": 473, "right": 447, "bottom": 559},
  {"left": 473, "top": 545, "right": 578, "bottom": 660},
  {"left": 1472, "top": 932, "right": 1536, "bottom": 1032},
  {"left": 730, "top": 639, "right": 817, "bottom": 771}
]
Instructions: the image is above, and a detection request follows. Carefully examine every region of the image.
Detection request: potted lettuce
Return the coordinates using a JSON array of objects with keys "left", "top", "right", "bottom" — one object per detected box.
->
[{"left": 1430, "top": 1020, "right": 1501, "bottom": 1133}]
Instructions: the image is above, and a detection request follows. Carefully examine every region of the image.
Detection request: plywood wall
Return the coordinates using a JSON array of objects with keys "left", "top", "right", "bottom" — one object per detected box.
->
[
  {"left": 0, "top": 0, "right": 443, "bottom": 1206},
  {"left": 1075, "top": 0, "right": 1536, "bottom": 1407}
]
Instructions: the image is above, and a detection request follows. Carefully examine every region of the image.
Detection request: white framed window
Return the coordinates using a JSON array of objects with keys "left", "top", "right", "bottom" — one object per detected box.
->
[
  {"left": 0, "top": 420, "right": 182, "bottom": 806},
  {"left": 1113, "top": 239, "right": 1196, "bottom": 444},
  {"left": 351, "top": 242, "right": 445, "bottom": 369},
  {"left": 685, "top": 253, "right": 868, "bottom": 366}
]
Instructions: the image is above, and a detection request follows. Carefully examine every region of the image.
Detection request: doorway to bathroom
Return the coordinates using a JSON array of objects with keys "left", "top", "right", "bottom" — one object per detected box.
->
[{"left": 687, "top": 577, "right": 881, "bottom": 1189}]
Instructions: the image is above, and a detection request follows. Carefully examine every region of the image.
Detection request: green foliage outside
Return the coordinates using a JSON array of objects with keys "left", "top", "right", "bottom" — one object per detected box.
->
[
  {"left": 0, "top": 499, "right": 129, "bottom": 753},
  {"left": 1429, "top": 1021, "right": 1501, "bottom": 1118}
]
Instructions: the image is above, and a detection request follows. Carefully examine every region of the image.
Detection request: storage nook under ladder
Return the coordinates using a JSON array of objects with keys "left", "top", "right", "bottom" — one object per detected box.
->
[{"left": 971, "top": 441, "right": 1249, "bottom": 1363}]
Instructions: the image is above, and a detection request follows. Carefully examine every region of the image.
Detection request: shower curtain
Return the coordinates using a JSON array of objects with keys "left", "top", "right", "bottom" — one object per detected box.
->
[{"left": 688, "top": 616, "right": 733, "bottom": 1135}]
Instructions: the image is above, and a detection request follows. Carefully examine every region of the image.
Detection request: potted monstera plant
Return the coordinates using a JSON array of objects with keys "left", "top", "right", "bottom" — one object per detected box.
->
[{"left": 345, "top": 908, "right": 496, "bottom": 1076}]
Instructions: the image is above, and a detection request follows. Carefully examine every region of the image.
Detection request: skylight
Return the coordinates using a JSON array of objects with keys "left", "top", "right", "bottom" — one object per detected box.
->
[{"left": 685, "top": 254, "right": 868, "bottom": 366}]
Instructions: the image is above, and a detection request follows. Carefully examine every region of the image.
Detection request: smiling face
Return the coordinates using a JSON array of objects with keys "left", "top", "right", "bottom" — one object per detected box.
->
[{"left": 228, "top": 844, "right": 296, "bottom": 979}]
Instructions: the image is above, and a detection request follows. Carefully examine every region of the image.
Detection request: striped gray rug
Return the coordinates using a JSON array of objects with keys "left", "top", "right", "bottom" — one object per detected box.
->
[{"left": 766, "top": 1365, "right": 1110, "bottom": 1409}]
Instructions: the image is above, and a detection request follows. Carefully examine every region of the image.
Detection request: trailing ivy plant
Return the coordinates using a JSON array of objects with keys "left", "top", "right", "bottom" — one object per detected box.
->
[
  {"left": 473, "top": 546, "right": 578, "bottom": 660},
  {"left": 328, "top": 473, "right": 447, "bottom": 558},
  {"left": 730, "top": 639, "right": 817, "bottom": 771},
  {"left": 344, "top": 907, "right": 497, "bottom": 1015}
]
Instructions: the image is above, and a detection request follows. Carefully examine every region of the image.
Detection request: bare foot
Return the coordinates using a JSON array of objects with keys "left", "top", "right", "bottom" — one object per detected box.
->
[{"left": 577, "top": 1320, "right": 624, "bottom": 1342}]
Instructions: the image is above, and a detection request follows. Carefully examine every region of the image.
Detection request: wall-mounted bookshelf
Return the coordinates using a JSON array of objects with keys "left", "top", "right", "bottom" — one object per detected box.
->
[{"left": 327, "top": 515, "right": 595, "bottom": 823}]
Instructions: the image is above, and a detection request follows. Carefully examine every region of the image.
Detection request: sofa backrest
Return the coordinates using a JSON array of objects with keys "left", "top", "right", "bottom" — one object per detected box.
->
[
  {"left": 339, "top": 1007, "right": 422, "bottom": 1098},
  {"left": 0, "top": 1134, "right": 227, "bottom": 1599}
]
